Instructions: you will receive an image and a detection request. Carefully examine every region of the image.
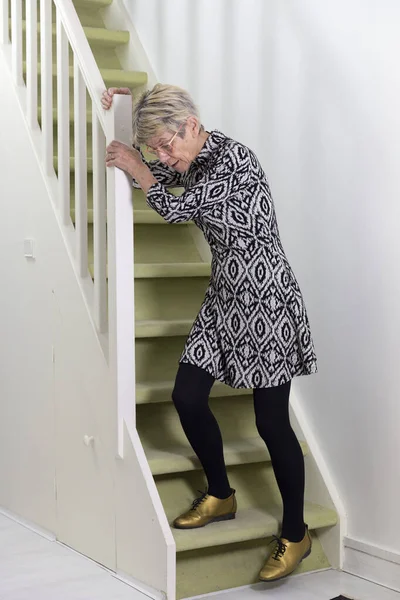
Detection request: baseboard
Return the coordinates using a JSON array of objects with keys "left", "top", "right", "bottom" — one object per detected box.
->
[
  {"left": 184, "top": 568, "right": 334, "bottom": 600},
  {"left": 0, "top": 506, "right": 56, "bottom": 542},
  {"left": 290, "top": 387, "right": 347, "bottom": 569},
  {"left": 115, "top": 571, "right": 167, "bottom": 600},
  {"left": 344, "top": 536, "right": 400, "bottom": 593}
]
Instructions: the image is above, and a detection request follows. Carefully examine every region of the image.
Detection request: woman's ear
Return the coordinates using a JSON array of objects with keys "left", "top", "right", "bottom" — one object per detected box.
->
[{"left": 187, "top": 116, "right": 200, "bottom": 137}]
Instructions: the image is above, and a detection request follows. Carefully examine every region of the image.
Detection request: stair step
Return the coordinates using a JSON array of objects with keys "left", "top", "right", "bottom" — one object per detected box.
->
[
  {"left": 25, "top": 63, "right": 147, "bottom": 88},
  {"left": 14, "top": 22, "right": 129, "bottom": 47},
  {"left": 53, "top": 157, "right": 94, "bottom": 173},
  {"left": 88, "top": 262, "right": 211, "bottom": 279},
  {"left": 146, "top": 439, "right": 309, "bottom": 476},
  {"left": 43, "top": 107, "right": 92, "bottom": 124},
  {"left": 70, "top": 207, "right": 176, "bottom": 225},
  {"left": 136, "top": 381, "right": 250, "bottom": 405},
  {"left": 173, "top": 503, "right": 338, "bottom": 553},
  {"left": 135, "top": 319, "right": 192, "bottom": 339},
  {"left": 73, "top": 0, "right": 113, "bottom": 6},
  {"left": 135, "top": 263, "right": 211, "bottom": 279}
]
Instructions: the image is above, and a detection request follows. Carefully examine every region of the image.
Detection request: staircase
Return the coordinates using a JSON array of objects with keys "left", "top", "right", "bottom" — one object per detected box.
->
[{"left": 12, "top": 0, "right": 338, "bottom": 598}]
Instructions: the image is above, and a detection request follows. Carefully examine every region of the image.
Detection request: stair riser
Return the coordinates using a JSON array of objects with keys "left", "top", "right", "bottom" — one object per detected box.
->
[
  {"left": 135, "top": 337, "right": 187, "bottom": 383},
  {"left": 133, "top": 224, "right": 204, "bottom": 264},
  {"left": 14, "top": 27, "right": 128, "bottom": 58},
  {"left": 69, "top": 179, "right": 146, "bottom": 209},
  {"left": 85, "top": 224, "right": 205, "bottom": 265},
  {"left": 135, "top": 278, "right": 208, "bottom": 321},
  {"left": 20, "top": 1, "right": 109, "bottom": 28},
  {"left": 176, "top": 532, "right": 329, "bottom": 599},
  {"left": 138, "top": 395, "right": 260, "bottom": 449},
  {"left": 136, "top": 382, "right": 249, "bottom": 405},
  {"left": 155, "top": 463, "right": 284, "bottom": 520}
]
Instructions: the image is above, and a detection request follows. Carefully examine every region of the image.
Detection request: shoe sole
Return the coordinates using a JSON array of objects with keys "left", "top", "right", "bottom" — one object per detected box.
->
[
  {"left": 173, "top": 512, "right": 236, "bottom": 530},
  {"left": 258, "top": 542, "right": 312, "bottom": 582}
]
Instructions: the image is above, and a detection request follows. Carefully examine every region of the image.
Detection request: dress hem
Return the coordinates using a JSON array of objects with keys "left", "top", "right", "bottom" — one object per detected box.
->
[{"left": 178, "top": 359, "right": 318, "bottom": 390}]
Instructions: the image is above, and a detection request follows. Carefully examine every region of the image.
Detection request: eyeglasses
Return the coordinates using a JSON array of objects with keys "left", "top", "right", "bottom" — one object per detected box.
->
[{"left": 145, "top": 123, "right": 185, "bottom": 157}]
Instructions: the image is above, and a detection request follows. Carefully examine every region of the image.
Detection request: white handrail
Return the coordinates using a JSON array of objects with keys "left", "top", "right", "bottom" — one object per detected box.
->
[{"left": 53, "top": 0, "right": 108, "bottom": 133}]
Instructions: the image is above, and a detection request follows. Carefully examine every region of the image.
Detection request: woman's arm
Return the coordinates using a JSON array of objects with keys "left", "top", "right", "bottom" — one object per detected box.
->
[
  {"left": 144, "top": 143, "right": 252, "bottom": 224},
  {"left": 105, "top": 140, "right": 183, "bottom": 191},
  {"left": 105, "top": 141, "right": 157, "bottom": 194},
  {"left": 135, "top": 150, "right": 184, "bottom": 188}
]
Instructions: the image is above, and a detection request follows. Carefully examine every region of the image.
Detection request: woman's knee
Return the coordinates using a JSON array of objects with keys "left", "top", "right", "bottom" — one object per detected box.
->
[
  {"left": 253, "top": 383, "right": 292, "bottom": 442},
  {"left": 172, "top": 363, "right": 213, "bottom": 417}
]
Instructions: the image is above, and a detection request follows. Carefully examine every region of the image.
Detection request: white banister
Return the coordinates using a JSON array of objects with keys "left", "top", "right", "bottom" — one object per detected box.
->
[
  {"left": 106, "top": 94, "right": 135, "bottom": 458},
  {"left": 56, "top": 11, "right": 70, "bottom": 225},
  {"left": 4, "top": 0, "right": 136, "bottom": 454},
  {"left": 11, "top": 0, "right": 23, "bottom": 86},
  {"left": 26, "top": 0, "right": 38, "bottom": 129},
  {"left": 53, "top": 0, "right": 107, "bottom": 133},
  {"left": 40, "top": 0, "right": 53, "bottom": 175},
  {"left": 92, "top": 110, "right": 108, "bottom": 334},
  {"left": 74, "top": 59, "right": 88, "bottom": 277},
  {"left": 0, "top": 0, "right": 9, "bottom": 44}
]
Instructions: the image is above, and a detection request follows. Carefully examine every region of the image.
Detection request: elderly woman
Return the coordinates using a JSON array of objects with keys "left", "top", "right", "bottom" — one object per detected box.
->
[{"left": 101, "top": 84, "right": 317, "bottom": 582}]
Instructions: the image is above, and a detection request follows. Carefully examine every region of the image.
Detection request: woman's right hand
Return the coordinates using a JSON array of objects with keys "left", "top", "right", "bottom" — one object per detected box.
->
[{"left": 101, "top": 87, "right": 132, "bottom": 110}]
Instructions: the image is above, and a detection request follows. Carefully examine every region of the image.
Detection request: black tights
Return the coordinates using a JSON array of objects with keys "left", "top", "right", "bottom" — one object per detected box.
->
[{"left": 172, "top": 362, "right": 306, "bottom": 542}]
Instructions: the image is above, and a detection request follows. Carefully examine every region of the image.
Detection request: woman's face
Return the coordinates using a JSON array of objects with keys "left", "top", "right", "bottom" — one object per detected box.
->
[{"left": 145, "top": 117, "right": 201, "bottom": 173}]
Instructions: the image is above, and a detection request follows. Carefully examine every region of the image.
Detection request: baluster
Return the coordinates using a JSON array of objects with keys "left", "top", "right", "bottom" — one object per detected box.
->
[
  {"left": 11, "top": 0, "right": 23, "bottom": 85},
  {"left": 26, "top": 0, "right": 38, "bottom": 128},
  {"left": 0, "top": 0, "right": 9, "bottom": 44},
  {"left": 74, "top": 59, "right": 88, "bottom": 277},
  {"left": 40, "top": 0, "right": 53, "bottom": 174},
  {"left": 92, "top": 110, "right": 107, "bottom": 334},
  {"left": 56, "top": 11, "right": 70, "bottom": 223}
]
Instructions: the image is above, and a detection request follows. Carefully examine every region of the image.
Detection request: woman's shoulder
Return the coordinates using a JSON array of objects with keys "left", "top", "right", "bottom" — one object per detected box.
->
[{"left": 210, "top": 130, "right": 260, "bottom": 169}]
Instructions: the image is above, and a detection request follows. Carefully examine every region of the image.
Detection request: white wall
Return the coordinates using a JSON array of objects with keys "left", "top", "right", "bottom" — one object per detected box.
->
[
  {"left": 0, "top": 57, "right": 56, "bottom": 532},
  {"left": 124, "top": 0, "right": 400, "bottom": 555}
]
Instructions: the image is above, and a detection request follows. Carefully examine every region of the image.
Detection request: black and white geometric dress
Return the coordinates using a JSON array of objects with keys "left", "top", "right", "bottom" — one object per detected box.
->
[{"left": 142, "top": 130, "right": 318, "bottom": 389}]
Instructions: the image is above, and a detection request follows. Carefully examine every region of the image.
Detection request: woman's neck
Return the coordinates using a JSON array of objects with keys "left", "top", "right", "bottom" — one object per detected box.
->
[{"left": 194, "top": 129, "right": 210, "bottom": 159}]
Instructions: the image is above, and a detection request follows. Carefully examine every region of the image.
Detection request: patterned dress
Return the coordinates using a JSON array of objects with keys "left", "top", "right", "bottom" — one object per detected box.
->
[{"left": 140, "top": 130, "right": 317, "bottom": 388}]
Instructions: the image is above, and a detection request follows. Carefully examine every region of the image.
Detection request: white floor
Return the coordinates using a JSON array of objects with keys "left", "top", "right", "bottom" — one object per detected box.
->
[
  {"left": 191, "top": 570, "right": 400, "bottom": 600},
  {"left": 0, "top": 512, "right": 399, "bottom": 600},
  {"left": 0, "top": 513, "right": 147, "bottom": 600}
]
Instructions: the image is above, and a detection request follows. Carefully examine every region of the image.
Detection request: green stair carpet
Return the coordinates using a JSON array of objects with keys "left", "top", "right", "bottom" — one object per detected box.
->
[{"left": 22, "top": 1, "right": 338, "bottom": 597}]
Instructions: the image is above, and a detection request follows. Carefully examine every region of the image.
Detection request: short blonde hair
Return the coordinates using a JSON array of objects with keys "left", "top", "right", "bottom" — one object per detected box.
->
[{"left": 132, "top": 84, "right": 202, "bottom": 146}]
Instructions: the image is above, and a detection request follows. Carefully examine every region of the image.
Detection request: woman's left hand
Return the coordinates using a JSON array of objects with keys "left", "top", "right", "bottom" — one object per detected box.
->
[{"left": 105, "top": 141, "right": 142, "bottom": 176}]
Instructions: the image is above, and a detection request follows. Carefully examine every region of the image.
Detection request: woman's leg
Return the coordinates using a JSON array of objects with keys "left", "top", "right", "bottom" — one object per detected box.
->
[
  {"left": 172, "top": 362, "right": 232, "bottom": 499},
  {"left": 253, "top": 381, "right": 306, "bottom": 542}
]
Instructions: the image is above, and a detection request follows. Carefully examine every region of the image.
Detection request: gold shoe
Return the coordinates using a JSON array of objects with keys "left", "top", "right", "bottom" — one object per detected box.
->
[
  {"left": 173, "top": 490, "right": 237, "bottom": 529},
  {"left": 259, "top": 525, "right": 312, "bottom": 582}
]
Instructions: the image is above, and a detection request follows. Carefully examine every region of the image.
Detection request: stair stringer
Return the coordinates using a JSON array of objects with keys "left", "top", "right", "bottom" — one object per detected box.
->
[
  {"left": 0, "top": 25, "right": 174, "bottom": 600},
  {"left": 100, "top": 0, "right": 158, "bottom": 88},
  {"left": 290, "top": 387, "right": 347, "bottom": 568}
]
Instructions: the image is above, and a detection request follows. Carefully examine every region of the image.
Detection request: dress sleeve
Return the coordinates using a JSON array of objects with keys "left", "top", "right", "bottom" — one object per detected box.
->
[
  {"left": 132, "top": 150, "right": 184, "bottom": 189},
  {"left": 146, "top": 143, "right": 252, "bottom": 224}
]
